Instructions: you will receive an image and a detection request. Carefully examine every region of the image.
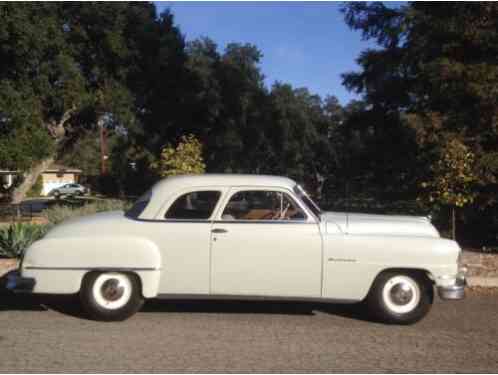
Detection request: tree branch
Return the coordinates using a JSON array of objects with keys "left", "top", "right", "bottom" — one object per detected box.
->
[{"left": 47, "top": 106, "right": 77, "bottom": 141}]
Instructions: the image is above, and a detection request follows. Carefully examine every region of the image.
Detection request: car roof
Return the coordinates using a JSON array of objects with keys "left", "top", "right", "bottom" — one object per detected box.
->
[
  {"left": 153, "top": 174, "right": 297, "bottom": 193},
  {"left": 139, "top": 174, "right": 300, "bottom": 219}
]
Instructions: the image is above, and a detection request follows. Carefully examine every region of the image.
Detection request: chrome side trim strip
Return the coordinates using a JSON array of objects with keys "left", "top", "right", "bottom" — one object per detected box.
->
[
  {"left": 24, "top": 266, "right": 160, "bottom": 271},
  {"left": 131, "top": 218, "right": 213, "bottom": 223},
  {"left": 156, "top": 293, "right": 359, "bottom": 304},
  {"left": 131, "top": 218, "right": 315, "bottom": 224},
  {"left": 211, "top": 220, "right": 314, "bottom": 225}
]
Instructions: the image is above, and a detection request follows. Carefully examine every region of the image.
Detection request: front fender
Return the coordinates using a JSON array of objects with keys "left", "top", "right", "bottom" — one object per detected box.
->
[
  {"left": 322, "top": 234, "right": 461, "bottom": 300},
  {"left": 22, "top": 236, "right": 162, "bottom": 297}
]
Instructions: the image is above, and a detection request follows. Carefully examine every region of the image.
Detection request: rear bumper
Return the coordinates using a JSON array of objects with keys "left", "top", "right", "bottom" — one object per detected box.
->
[
  {"left": 437, "top": 276, "right": 466, "bottom": 300},
  {"left": 5, "top": 271, "right": 36, "bottom": 293}
]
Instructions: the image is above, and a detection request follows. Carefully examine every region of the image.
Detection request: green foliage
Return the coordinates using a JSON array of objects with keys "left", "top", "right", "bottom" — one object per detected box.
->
[
  {"left": 1, "top": 3, "right": 158, "bottom": 200},
  {"left": 153, "top": 135, "right": 206, "bottom": 177},
  {"left": 0, "top": 81, "right": 55, "bottom": 171},
  {"left": 420, "top": 139, "right": 478, "bottom": 209},
  {"left": 341, "top": 3, "right": 498, "bottom": 245},
  {"left": 59, "top": 129, "right": 125, "bottom": 176},
  {"left": 43, "top": 199, "right": 130, "bottom": 225},
  {"left": 26, "top": 175, "right": 43, "bottom": 198},
  {"left": 0, "top": 223, "right": 49, "bottom": 258},
  {"left": 342, "top": 3, "right": 498, "bottom": 197},
  {"left": 1, "top": 4, "right": 340, "bottom": 200},
  {"left": 1, "top": 3, "right": 496, "bottom": 247}
]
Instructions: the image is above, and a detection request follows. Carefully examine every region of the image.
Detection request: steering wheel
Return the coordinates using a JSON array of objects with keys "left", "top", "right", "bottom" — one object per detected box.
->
[{"left": 279, "top": 202, "right": 291, "bottom": 220}]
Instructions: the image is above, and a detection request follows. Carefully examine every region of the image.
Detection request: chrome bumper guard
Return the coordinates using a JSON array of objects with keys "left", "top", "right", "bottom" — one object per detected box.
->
[
  {"left": 437, "top": 269, "right": 466, "bottom": 300},
  {"left": 5, "top": 271, "right": 36, "bottom": 293}
]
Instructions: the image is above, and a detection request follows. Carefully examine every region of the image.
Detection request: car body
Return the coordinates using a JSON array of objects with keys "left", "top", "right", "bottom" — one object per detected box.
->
[
  {"left": 8, "top": 174, "right": 466, "bottom": 323},
  {"left": 49, "top": 183, "right": 88, "bottom": 197}
]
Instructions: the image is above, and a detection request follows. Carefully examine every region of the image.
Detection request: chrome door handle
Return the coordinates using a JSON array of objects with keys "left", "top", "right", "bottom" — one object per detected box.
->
[{"left": 211, "top": 228, "right": 228, "bottom": 233}]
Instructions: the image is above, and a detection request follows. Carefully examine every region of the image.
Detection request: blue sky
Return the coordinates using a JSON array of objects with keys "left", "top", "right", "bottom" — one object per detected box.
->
[{"left": 155, "top": 2, "right": 378, "bottom": 104}]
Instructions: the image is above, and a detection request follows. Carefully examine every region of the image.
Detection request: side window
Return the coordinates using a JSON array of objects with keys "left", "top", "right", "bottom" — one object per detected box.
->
[
  {"left": 165, "top": 191, "right": 221, "bottom": 220},
  {"left": 222, "top": 190, "right": 306, "bottom": 221}
]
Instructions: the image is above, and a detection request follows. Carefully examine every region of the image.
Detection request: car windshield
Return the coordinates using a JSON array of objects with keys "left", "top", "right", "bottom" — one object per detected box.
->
[
  {"left": 125, "top": 189, "right": 152, "bottom": 219},
  {"left": 293, "top": 185, "right": 321, "bottom": 218}
]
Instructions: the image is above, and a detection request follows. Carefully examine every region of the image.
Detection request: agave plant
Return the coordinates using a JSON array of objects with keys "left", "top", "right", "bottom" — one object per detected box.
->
[{"left": 0, "top": 223, "right": 49, "bottom": 258}]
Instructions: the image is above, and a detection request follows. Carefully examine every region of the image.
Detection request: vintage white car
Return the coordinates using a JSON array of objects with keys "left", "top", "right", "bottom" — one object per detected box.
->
[{"left": 8, "top": 174, "right": 466, "bottom": 323}]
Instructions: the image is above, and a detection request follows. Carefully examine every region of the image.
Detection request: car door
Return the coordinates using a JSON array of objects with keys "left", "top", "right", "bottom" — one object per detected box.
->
[
  {"left": 210, "top": 187, "right": 323, "bottom": 298},
  {"left": 154, "top": 188, "right": 226, "bottom": 295}
]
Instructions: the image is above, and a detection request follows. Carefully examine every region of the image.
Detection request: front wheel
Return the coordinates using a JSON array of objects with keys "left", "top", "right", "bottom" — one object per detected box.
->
[
  {"left": 366, "top": 271, "right": 433, "bottom": 325},
  {"left": 80, "top": 272, "right": 144, "bottom": 321}
]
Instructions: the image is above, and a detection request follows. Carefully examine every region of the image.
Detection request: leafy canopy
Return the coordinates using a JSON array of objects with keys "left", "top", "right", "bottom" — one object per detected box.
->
[{"left": 153, "top": 135, "right": 206, "bottom": 177}]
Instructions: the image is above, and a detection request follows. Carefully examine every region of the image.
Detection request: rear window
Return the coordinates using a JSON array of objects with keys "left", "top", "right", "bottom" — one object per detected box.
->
[
  {"left": 165, "top": 191, "right": 221, "bottom": 220},
  {"left": 125, "top": 189, "right": 152, "bottom": 219}
]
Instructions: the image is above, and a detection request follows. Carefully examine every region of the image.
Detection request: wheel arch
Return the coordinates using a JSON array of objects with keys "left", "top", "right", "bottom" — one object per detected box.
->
[
  {"left": 367, "top": 267, "right": 434, "bottom": 300},
  {"left": 80, "top": 268, "right": 160, "bottom": 299},
  {"left": 375, "top": 267, "right": 434, "bottom": 282}
]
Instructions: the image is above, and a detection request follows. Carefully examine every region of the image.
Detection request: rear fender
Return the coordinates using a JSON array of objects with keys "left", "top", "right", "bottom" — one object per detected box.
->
[{"left": 22, "top": 237, "right": 162, "bottom": 297}]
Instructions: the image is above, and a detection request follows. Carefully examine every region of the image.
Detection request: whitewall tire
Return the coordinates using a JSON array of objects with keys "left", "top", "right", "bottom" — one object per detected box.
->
[
  {"left": 367, "top": 270, "right": 433, "bottom": 325},
  {"left": 80, "top": 272, "right": 144, "bottom": 321}
]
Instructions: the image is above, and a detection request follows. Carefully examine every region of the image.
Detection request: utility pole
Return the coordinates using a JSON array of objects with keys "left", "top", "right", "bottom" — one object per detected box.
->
[{"left": 99, "top": 118, "right": 108, "bottom": 175}]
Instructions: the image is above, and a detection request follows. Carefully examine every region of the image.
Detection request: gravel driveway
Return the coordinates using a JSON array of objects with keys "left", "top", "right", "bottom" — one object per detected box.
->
[{"left": 0, "top": 291, "right": 497, "bottom": 373}]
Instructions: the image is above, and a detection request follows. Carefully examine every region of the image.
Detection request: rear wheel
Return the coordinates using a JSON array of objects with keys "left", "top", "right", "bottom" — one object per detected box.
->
[
  {"left": 366, "top": 270, "right": 433, "bottom": 325},
  {"left": 80, "top": 272, "right": 144, "bottom": 321}
]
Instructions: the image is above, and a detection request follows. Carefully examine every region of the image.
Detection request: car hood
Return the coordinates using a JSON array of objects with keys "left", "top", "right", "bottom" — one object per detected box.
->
[
  {"left": 321, "top": 211, "right": 440, "bottom": 238},
  {"left": 44, "top": 210, "right": 136, "bottom": 238}
]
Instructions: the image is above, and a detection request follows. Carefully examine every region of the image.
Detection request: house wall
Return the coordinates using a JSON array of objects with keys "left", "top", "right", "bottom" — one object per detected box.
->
[{"left": 41, "top": 173, "right": 79, "bottom": 195}]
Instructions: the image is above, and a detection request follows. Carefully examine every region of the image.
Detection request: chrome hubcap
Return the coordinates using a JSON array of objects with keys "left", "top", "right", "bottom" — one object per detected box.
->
[
  {"left": 382, "top": 275, "right": 421, "bottom": 314},
  {"left": 101, "top": 279, "right": 124, "bottom": 302},
  {"left": 390, "top": 282, "right": 414, "bottom": 306}
]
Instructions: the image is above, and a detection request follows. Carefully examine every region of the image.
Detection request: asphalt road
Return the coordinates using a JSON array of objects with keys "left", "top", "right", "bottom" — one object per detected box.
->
[{"left": 0, "top": 291, "right": 497, "bottom": 373}]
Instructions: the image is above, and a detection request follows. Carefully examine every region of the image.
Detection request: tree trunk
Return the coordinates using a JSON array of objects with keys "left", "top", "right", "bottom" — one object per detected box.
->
[
  {"left": 10, "top": 108, "right": 76, "bottom": 204},
  {"left": 10, "top": 156, "right": 55, "bottom": 204}
]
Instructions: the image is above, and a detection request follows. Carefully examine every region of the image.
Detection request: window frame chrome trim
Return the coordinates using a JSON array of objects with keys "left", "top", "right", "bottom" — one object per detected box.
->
[
  {"left": 212, "top": 220, "right": 314, "bottom": 225},
  {"left": 155, "top": 187, "right": 229, "bottom": 221},
  {"left": 215, "top": 186, "right": 317, "bottom": 223}
]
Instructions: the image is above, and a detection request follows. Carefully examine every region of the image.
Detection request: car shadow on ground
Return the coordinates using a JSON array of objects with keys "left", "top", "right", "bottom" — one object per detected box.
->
[
  {"left": 0, "top": 290, "right": 80, "bottom": 316},
  {"left": 2, "top": 294, "right": 373, "bottom": 322},
  {"left": 142, "top": 298, "right": 372, "bottom": 321},
  {"left": 0, "top": 271, "right": 373, "bottom": 322},
  {"left": 0, "top": 271, "right": 62, "bottom": 313}
]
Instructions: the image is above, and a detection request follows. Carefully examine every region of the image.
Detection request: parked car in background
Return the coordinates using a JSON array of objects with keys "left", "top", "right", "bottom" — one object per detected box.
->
[
  {"left": 8, "top": 174, "right": 466, "bottom": 323},
  {"left": 48, "top": 183, "right": 88, "bottom": 198}
]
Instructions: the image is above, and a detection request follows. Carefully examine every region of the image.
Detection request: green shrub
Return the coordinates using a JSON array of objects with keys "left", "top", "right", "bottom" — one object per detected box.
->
[
  {"left": 0, "top": 223, "right": 49, "bottom": 258},
  {"left": 43, "top": 199, "right": 130, "bottom": 225}
]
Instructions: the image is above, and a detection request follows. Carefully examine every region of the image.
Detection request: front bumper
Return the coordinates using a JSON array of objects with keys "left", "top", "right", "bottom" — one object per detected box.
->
[
  {"left": 5, "top": 271, "right": 36, "bottom": 293},
  {"left": 437, "top": 275, "right": 466, "bottom": 300}
]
